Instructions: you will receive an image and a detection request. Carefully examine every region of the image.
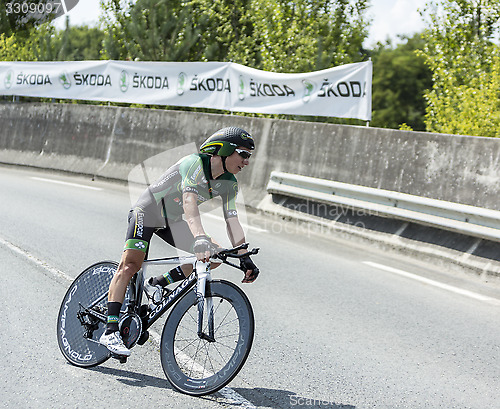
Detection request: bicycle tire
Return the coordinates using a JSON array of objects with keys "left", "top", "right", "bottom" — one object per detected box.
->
[
  {"left": 160, "top": 279, "right": 254, "bottom": 396},
  {"left": 56, "top": 261, "right": 127, "bottom": 368}
]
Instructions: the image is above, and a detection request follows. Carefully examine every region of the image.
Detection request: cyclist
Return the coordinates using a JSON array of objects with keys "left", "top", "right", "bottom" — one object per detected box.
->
[{"left": 99, "top": 127, "right": 260, "bottom": 356}]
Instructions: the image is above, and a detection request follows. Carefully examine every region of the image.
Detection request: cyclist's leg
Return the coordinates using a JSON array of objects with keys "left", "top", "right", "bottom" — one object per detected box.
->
[
  {"left": 101, "top": 208, "right": 154, "bottom": 355},
  {"left": 110, "top": 208, "right": 153, "bottom": 304},
  {"left": 108, "top": 249, "right": 145, "bottom": 301}
]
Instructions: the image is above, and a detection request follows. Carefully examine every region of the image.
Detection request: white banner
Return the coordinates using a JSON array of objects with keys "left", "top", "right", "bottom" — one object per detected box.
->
[{"left": 0, "top": 60, "right": 372, "bottom": 120}]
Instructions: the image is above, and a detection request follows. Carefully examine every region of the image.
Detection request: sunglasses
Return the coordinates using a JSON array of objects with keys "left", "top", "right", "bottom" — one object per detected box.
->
[{"left": 235, "top": 148, "right": 252, "bottom": 159}]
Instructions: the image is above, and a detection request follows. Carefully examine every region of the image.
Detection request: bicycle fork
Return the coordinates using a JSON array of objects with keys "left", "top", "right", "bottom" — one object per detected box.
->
[{"left": 195, "top": 261, "right": 215, "bottom": 342}]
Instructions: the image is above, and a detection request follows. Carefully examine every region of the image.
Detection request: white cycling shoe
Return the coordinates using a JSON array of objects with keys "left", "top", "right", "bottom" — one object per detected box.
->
[{"left": 99, "top": 331, "right": 131, "bottom": 357}]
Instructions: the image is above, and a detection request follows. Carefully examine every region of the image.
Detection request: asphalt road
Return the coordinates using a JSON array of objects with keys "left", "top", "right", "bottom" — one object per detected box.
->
[{"left": 1, "top": 165, "right": 499, "bottom": 409}]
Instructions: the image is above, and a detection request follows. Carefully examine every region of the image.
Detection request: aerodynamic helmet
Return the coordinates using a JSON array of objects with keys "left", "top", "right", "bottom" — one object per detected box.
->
[{"left": 200, "top": 127, "right": 255, "bottom": 156}]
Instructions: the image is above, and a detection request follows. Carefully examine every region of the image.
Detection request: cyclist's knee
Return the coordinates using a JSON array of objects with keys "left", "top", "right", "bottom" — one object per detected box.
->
[
  {"left": 118, "top": 250, "right": 145, "bottom": 279},
  {"left": 119, "top": 262, "right": 141, "bottom": 278}
]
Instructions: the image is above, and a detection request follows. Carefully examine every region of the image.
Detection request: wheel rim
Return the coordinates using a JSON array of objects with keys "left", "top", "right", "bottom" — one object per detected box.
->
[
  {"left": 162, "top": 281, "right": 254, "bottom": 395},
  {"left": 173, "top": 296, "right": 242, "bottom": 380}
]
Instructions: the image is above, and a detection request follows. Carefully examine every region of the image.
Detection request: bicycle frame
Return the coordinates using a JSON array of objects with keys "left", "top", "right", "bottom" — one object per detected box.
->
[
  {"left": 127, "top": 256, "right": 214, "bottom": 339},
  {"left": 80, "top": 243, "right": 257, "bottom": 350}
]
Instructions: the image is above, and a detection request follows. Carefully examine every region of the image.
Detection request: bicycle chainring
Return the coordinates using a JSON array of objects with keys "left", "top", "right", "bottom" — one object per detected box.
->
[{"left": 118, "top": 313, "right": 143, "bottom": 349}]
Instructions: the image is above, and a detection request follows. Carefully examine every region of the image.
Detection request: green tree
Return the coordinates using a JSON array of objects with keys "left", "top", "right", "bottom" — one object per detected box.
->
[
  {"left": 0, "top": 0, "right": 63, "bottom": 61},
  {"left": 101, "top": 0, "right": 370, "bottom": 70},
  {"left": 57, "top": 17, "right": 105, "bottom": 60},
  {"left": 101, "top": 0, "right": 203, "bottom": 61},
  {"left": 0, "top": 32, "right": 30, "bottom": 60},
  {"left": 1, "top": 16, "right": 105, "bottom": 62},
  {"left": 249, "top": 0, "right": 369, "bottom": 73},
  {"left": 187, "top": 0, "right": 260, "bottom": 65},
  {"left": 0, "top": 23, "right": 56, "bottom": 61},
  {"left": 420, "top": 0, "right": 500, "bottom": 137},
  {"left": 370, "top": 33, "right": 432, "bottom": 131}
]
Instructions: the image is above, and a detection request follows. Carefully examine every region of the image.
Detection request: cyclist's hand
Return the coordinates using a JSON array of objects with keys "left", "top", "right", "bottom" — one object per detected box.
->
[
  {"left": 240, "top": 255, "right": 259, "bottom": 283},
  {"left": 193, "top": 235, "right": 214, "bottom": 262},
  {"left": 210, "top": 238, "right": 224, "bottom": 254}
]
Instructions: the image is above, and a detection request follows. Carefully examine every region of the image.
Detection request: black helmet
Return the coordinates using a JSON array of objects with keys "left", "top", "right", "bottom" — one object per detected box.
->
[{"left": 200, "top": 127, "right": 255, "bottom": 156}]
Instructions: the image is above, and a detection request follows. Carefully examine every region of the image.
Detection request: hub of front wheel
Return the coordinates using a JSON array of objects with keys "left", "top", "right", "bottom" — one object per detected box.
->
[{"left": 197, "top": 332, "right": 216, "bottom": 342}]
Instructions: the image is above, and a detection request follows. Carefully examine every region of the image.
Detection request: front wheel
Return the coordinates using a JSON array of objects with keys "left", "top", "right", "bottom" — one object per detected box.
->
[{"left": 160, "top": 280, "right": 254, "bottom": 396}]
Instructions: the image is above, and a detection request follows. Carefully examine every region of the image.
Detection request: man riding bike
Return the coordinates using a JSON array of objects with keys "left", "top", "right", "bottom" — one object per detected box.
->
[{"left": 99, "top": 127, "right": 260, "bottom": 357}]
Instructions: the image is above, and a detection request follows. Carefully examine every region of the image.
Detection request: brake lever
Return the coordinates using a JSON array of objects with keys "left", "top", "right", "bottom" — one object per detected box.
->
[
  {"left": 216, "top": 248, "right": 259, "bottom": 260},
  {"left": 232, "top": 242, "right": 249, "bottom": 252},
  {"left": 214, "top": 243, "right": 248, "bottom": 258},
  {"left": 238, "top": 248, "right": 260, "bottom": 258}
]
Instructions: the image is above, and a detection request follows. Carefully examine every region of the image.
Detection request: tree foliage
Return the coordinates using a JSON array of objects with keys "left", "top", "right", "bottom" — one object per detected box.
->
[
  {"left": 0, "top": 16, "right": 104, "bottom": 62},
  {"left": 0, "top": 23, "right": 56, "bottom": 61},
  {"left": 56, "top": 18, "right": 105, "bottom": 60},
  {"left": 101, "top": 0, "right": 370, "bottom": 72},
  {"left": 101, "top": 0, "right": 202, "bottom": 61},
  {"left": 248, "top": 0, "right": 369, "bottom": 72},
  {"left": 3, "top": 0, "right": 455, "bottom": 130},
  {"left": 420, "top": 0, "right": 500, "bottom": 137},
  {"left": 370, "top": 34, "right": 432, "bottom": 131}
]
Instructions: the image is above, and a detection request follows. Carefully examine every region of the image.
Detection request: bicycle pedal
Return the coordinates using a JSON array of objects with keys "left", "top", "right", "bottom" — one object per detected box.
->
[
  {"left": 137, "top": 330, "right": 149, "bottom": 346},
  {"left": 110, "top": 353, "right": 128, "bottom": 364}
]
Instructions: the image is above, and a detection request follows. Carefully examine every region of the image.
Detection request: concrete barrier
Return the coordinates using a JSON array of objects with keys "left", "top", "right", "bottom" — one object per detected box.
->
[
  {"left": 1, "top": 101, "right": 500, "bottom": 279},
  {"left": 0, "top": 102, "right": 270, "bottom": 205},
  {"left": 1, "top": 102, "right": 499, "bottom": 211}
]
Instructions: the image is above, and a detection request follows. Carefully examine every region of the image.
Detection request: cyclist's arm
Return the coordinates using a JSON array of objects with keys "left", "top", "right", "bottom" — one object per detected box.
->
[
  {"left": 225, "top": 216, "right": 246, "bottom": 250},
  {"left": 183, "top": 191, "right": 206, "bottom": 236},
  {"left": 179, "top": 155, "right": 211, "bottom": 261},
  {"left": 183, "top": 192, "right": 212, "bottom": 262},
  {"left": 221, "top": 178, "right": 243, "bottom": 249},
  {"left": 179, "top": 155, "right": 208, "bottom": 237}
]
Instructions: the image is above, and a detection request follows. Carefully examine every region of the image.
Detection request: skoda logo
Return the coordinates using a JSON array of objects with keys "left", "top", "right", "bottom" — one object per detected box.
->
[
  {"left": 177, "top": 72, "right": 187, "bottom": 95},
  {"left": 59, "top": 71, "right": 71, "bottom": 89},
  {"left": 119, "top": 70, "right": 129, "bottom": 92},
  {"left": 4, "top": 70, "right": 13, "bottom": 89},
  {"left": 238, "top": 75, "right": 245, "bottom": 101},
  {"left": 302, "top": 79, "right": 315, "bottom": 103}
]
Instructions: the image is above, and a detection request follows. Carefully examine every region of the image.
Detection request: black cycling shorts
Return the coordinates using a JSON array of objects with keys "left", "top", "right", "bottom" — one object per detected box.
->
[{"left": 124, "top": 207, "right": 195, "bottom": 254}]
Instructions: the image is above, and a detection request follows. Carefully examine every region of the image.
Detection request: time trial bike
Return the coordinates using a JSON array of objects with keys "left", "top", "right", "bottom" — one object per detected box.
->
[{"left": 56, "top": 243, "right": 258, "bottom": 396}]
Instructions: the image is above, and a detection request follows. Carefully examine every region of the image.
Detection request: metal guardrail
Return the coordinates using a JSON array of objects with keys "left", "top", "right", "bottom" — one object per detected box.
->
[{"left": 266, "top": 171, "right": 500, "bottom": 242}]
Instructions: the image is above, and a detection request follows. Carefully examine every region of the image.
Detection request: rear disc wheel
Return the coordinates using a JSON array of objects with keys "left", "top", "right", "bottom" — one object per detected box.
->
[{"left": 56, "top": 261, "right": 130, "bottom": 367}]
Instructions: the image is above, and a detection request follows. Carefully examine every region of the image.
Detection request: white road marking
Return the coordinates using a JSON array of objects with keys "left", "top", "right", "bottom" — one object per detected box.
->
[
  {"left": 364, "top": 261, "right": 500, "bottom": 306},
  {"left": 30, "top": 176, "right": 103, "bottom": 191},
  {"left": 0, "top": 235, "right": 74, "bottom": 282},
  {"left": 0, "top": 234, "right": 258, "bottom": 408},
  {"left": 203, "top": 213, "right": 268, "bottom": 233}
]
